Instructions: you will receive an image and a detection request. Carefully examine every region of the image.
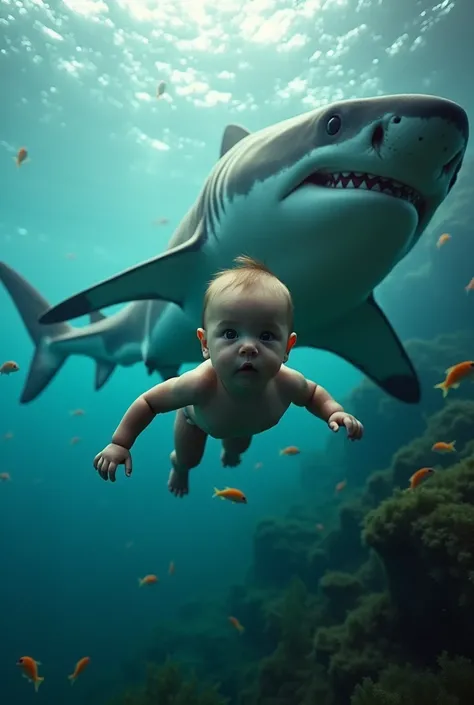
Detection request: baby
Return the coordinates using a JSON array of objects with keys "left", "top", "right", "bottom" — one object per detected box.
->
[{"left": 93, "top": 255, "right": 364, "bottom": 496}]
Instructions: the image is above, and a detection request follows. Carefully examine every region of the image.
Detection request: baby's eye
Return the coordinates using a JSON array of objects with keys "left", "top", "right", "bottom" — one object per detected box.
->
[
  {"left": 223, "top": 329, "right": 237, "bottom": 340},
  {"left": 260, "top": 331, "right": 275, "bottom": 341}
]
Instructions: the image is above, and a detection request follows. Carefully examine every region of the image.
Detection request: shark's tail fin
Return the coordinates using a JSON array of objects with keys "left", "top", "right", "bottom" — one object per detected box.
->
[{"left": 0, "top": 262, "right": 72, "bottom": 403}]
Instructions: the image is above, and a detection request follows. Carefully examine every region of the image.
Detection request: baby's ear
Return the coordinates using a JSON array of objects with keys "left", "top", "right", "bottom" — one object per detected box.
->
[
  {"left": 197, "top": 328, "right": 210, "bottom": 359},
  {"left": 284, "top": 332, "right": 297, "bottom": 361}
]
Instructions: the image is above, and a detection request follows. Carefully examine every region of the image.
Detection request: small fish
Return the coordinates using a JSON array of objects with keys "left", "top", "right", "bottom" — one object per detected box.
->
[
  {"left": 124, "top": 540, "right": 134, "bottom": 550},
  {"left": 15, "top": 147, "right": 28, "bottom": 167},
  {"left": 279, "top": 446, "right": 300, "bottom": 456},
  {"left": 315, "top": 523, "right": 324, "bottom": 532},
  {"left": 228, "top": 616, "right": 245, "bottom": 634},
  {"left": 465, "top": 278, "right": 474, "bottom": 293},
  {"left": 138, "top": 574, "right": 159, "bottom": 587},
  {"left": 156, "top": 80, "right": 166, "bottom": 98},
  {"left": 335, "top": 480, "right": 347, "bottom": 493},
  {"left": 0, "top": 472, "right": 11, "bottom": 481},
  {"left": 254, "top": 462, "right": 263, "bottom": 470},
  {"left": 432, "top": 440, "right": 456, "bottom": 454},
  {"left": 168, "top": 560, "right": 175, "bottom": 576},
  {"left": 436, "top": 233, "right": 451, "bottom": 248},
  {"left": 408, "top": 467, "right": 435, "bottom": 490},
  {"left": 434, "top": 361, "right": 474, "bottom": 398},
  {"left": 0, "top": 360, "right": 19, "bottom": 375},
  {"left": 70, "top": 408, "right": 85, "bottom": 416},
  {"left": 152, "top": 217, "right": 169, "bottom": 226},
  {"left": 212, "top": 487, "right": 247, "bottom": 503},
  {"left": 3, "top": 431, "right": 14, "bottom": 441},
  {"left": 16, "top": 656, "right": 44, "bottom": 692},
  {"left": 65, "top": 252, "right": 77, "bottom": 260},
  {"left": 70, "top": 436, "right": 81, "bottom": 445},
  {"left": 68, "top": 656, "right": 90, "bottom": 685}
]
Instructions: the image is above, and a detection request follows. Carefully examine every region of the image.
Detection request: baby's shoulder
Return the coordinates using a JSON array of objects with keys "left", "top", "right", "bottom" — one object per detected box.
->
[{"left": 275, "top": 365, "right": 312, "bottom": 406}]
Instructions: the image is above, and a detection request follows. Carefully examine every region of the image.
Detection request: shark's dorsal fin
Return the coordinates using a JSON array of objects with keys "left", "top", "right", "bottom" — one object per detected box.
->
[
  {"left": 89, "top": 311, "right": 106, "bottom": 324},
  {"left": 219, "top": 125, "right": 251, "bottom": 158},
  {"left": 299, "top": 294, "right": 420, "bottom": 404},
  {"left": 95, "top": 361, "right": 116, "bottom": 390}
]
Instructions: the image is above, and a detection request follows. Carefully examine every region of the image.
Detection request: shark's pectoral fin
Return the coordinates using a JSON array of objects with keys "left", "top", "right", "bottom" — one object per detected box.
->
[
  {"left": 95, "top": 361, "right": 116, "bottom": 390},
  {"left": 304, "top": 295, "right": 420, "bottom": 404},
  {"left": 40, "top": 230, "right": 205, "bottom": 325}
]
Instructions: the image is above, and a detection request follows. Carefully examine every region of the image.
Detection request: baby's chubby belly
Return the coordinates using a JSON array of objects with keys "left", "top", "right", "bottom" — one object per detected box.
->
[{"left": 189, "top": 402, "right": 287, "bottom": 439}]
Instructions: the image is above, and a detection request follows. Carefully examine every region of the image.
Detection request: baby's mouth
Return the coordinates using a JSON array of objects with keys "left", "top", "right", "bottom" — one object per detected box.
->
[{"left": 238, "top": 362, "right": 257, "bottom": 373}]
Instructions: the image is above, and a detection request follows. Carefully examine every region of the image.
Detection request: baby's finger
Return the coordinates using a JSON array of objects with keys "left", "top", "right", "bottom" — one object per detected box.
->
[
  {"left": 344, "top": 417, "right": 354, "bottom": 434},
  {"left": 329, "top": 421, "right": 339, "bottom": 432},
  {"left": 99, "top": 460, "right": 110, "bottom": 481},
  {"left": 93, "top": 453, "right": 102, "bottom": 470},
  {"left": 108, "top": 462, "right": 117, "bottom": 482},
  {"left": 125, "top": 455, "right": 132, "bottom": 477}
]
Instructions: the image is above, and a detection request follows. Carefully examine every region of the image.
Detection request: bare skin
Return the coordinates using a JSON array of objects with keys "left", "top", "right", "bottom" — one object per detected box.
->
[{"left": 93, "top": 282, "right": 364, "bottom": 497}]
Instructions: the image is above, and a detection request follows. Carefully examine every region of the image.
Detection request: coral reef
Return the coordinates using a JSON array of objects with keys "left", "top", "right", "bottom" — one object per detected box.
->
[
  {"left": 363, "top": 452, "right": 474, "bottom": 661},
  {"left": 351, "top": 652, "right": 474, "bottom": 705},
  {"left": 108, "top": 659, "right": 227, "bottom": 705}
]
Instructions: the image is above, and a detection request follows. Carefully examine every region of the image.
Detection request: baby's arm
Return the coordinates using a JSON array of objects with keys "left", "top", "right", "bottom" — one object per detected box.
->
[
  {"left": 112, "top": 367, "right": 211, "bottom": 450},
  {"left": 280, "top": 367, "right": 363, "bottom": 439},
  {"left": 284, "top": 369, "right": 344, "bottom": 422}
]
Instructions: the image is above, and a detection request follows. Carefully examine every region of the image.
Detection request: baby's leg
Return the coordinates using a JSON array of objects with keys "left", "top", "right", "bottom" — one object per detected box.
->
[
  {"left": 168, "top": 409, "right": 207, "bottom": 497},
  {"left": 221, "top": 436, "right": 252, "bottom": 467}
]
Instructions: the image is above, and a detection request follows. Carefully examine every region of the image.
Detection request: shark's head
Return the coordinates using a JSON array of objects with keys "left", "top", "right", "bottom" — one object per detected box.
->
[{"left": 224, "top": 94, "right": 468, "bottom": 289}]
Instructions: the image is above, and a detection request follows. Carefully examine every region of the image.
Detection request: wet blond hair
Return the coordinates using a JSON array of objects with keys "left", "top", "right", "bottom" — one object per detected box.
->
[{"left": 202, "top": 255, "right": 294, "bottom": 329}]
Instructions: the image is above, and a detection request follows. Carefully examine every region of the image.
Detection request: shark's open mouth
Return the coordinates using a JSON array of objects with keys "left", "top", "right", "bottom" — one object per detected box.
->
[{"left": 300, "top": 171, "right": 425, "bottom": 218}]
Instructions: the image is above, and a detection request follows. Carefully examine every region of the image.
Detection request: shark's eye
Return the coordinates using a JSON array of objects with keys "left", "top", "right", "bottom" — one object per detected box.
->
[{"left": 326, "top": 115, "right": 341, "bottom": 135}]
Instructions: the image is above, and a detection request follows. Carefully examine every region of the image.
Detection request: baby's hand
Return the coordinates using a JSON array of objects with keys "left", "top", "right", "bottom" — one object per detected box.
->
[
  {"left": 93, "top": 443, "right": 132, "bottom": 482},
  {"left": 328, "top": 412, "right": 364, "bottom": 441}
]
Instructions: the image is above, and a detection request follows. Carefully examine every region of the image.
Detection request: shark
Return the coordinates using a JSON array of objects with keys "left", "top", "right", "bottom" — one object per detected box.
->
[{"left": 0, "top": 93, "right": 468, "bottom": 405}]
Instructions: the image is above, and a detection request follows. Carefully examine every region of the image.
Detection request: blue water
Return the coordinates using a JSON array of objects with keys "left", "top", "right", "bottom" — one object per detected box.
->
[{"left": 1, "top": 0, "right": 473, "bottom": 703}]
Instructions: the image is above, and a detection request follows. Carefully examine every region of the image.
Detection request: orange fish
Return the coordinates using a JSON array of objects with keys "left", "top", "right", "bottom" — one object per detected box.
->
[
  {"left": 168, "top": 560, "right": 175, "bottom": 576},
  {"left": 212, "top": 487, "right": 247, "bottom": 503},
  {"left": 335, "top": 480, "right": 347, "bottom": 493},
  {"left": 15, "top": 147, "right": 28, "bottom": 167},
  {"left": 279, "top": 446, "right": 300, "bottom": 456},
  {"left": 0, "top": 360, "right": 19, "bottom": 375},
  {"left": 0, "top": 472, "right": 11, "bottom": 482},
  {"left": 432, "top": 441, "right": 456, "bottom": 454},
  {"left": 436, "top": 233, "right": 451, "bottom": 248},
  {"left": 228, "top": 616, "right": 245, "bottom": 634},
  {"left": 68, "top": 656, "right": 90, "bottom": 685},
  {"left": 16, "top": 656, "right": 44, "bottom": 692},
  {"left": 409, "top": 467, "right": 435, "bottom": 490},
  {"left": 465, "top": 278, "right": 474, "bottom": 293},
  {"left": 138, "top": 574, "right": 159, "bottom": 587},
  {"left": 434, "top": 361, "right": 474, "bottom": 398}
]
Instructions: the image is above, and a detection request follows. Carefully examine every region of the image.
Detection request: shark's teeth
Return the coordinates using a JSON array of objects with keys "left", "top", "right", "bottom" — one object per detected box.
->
[{"left": 320, "top": 171, "right": 423, "bottom": 211}]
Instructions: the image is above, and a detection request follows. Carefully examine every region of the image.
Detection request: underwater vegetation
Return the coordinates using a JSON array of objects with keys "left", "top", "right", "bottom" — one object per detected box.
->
[{"left": 108, "top": 659, "right": 228, "bottom": 705}]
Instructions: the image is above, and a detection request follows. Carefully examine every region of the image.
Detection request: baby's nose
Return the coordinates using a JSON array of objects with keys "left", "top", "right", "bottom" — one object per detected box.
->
[{"left": 239, "top": 339, "right": 258, "bottom": 355}]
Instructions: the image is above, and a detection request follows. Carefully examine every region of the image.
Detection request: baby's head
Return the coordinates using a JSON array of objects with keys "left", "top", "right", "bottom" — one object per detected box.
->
[{"left": 197, "top": 256, "right": 296, "bottom": 392}]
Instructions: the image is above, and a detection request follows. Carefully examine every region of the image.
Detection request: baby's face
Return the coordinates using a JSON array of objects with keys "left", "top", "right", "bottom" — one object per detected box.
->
[{"left": 199, "top": 285, "right": 295, "bottom": 394}]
